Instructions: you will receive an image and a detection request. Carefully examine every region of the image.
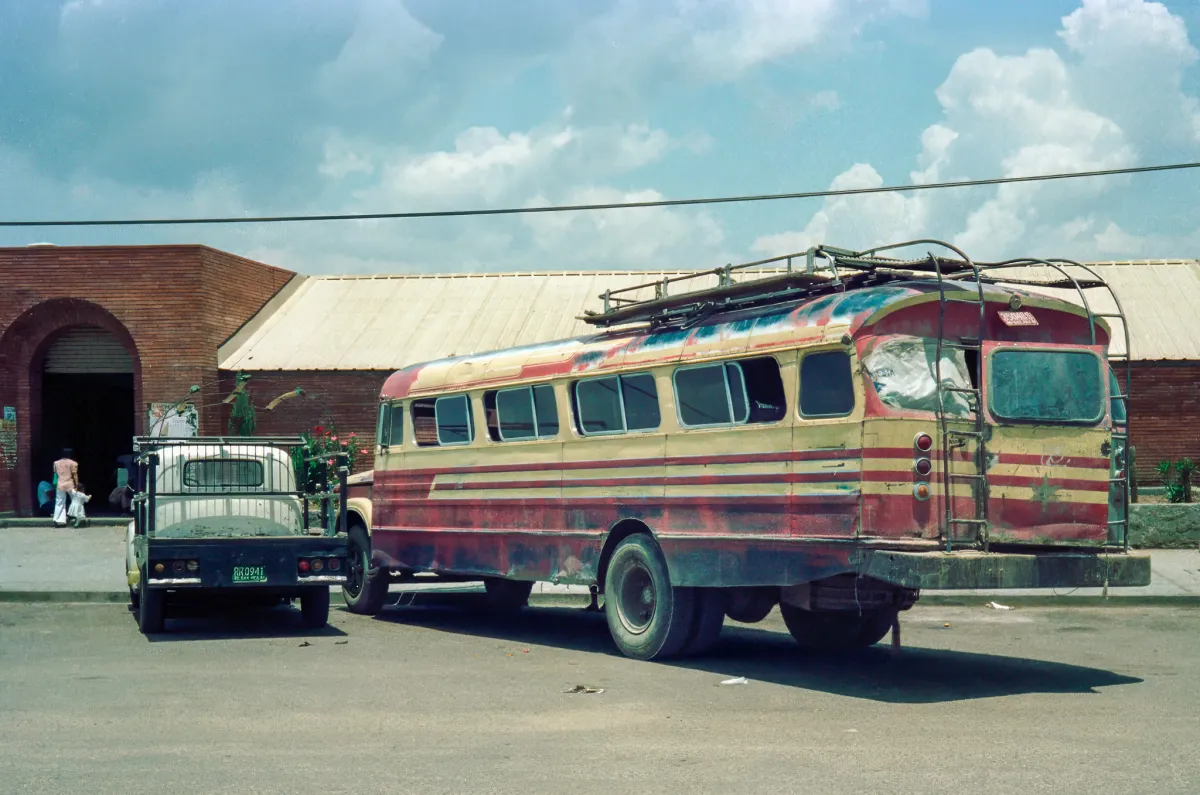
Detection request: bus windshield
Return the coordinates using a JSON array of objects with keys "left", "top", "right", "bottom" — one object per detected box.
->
[{"left": 990, "top": 349, "right": 1104, "bottom": 424}]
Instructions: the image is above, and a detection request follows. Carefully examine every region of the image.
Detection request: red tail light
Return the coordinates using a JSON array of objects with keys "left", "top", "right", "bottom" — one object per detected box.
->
[
  {"left": 914, "top": 458, "right": 933, "bottom": 477},
  {"left": 298, "top": 559, "right": 311, "bottom": 573},
  {"left": 914, "top": 433, "right": 933, "bottom": 452},
  {"left": 327, "top": 558, "right": 341, "bottom": 572}
]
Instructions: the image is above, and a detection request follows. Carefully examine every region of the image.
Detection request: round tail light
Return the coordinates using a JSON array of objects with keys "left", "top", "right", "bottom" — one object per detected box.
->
[
  {"left": 172, "top": 560, "right": 184, "bottom": 573},
  {"left": 298, "top": 560, "right": 311, "bottom": 573},
  {"left": 153, "top": 562, "right": 165, "bottom": 574},
  {"left": 914, "top": 483, "right": 931, "bottom": 501},
  {"left": 914, "top": 458, "right": 933, "bottom": 477},
  {"left": 327, "top": 558, "right": 341, "bottom": 572},
  {"left": 915, "top": 433, "right": 934, "bottom": 453},
  {"left": 311, "top": 558, "right": 325, "bottom": 572},
  {"left": 186, "top": 560, "right": 199, "bottom": 572}
]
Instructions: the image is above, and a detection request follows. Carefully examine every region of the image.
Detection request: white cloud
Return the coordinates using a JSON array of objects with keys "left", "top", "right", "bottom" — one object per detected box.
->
[
  {"left": 753, "top": 0, "right": 1198, "bottom": 262},
  {"left": 523, "top": 187, "right": 727, "bottom": 270}
]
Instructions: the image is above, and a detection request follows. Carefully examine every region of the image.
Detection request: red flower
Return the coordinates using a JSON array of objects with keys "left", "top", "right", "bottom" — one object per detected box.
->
[
  {"left": 330, "top": 435, "right": 338, "bottom": 441},
  {"left": 360, "top": 448, "right": 369, "bottom": 455},
  {"left": 314, "top": 425, "right": 324, "bottom": 433}
]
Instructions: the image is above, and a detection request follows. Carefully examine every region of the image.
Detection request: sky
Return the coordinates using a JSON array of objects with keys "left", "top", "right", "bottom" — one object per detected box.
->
[{"left": 1, "top": 0, "right": 1199, "bottom": 274}]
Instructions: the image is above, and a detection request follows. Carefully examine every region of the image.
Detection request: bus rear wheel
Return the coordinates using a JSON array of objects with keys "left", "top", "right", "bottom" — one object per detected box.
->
[
  {"left": 343, "top": 525, "right": 388, "bottom": 615},
  {"left": 779, "top": 605, "right": 897, "bottom": 652},
  {"left": 604, "top": 534, "right": 694, "bottom": 661}
]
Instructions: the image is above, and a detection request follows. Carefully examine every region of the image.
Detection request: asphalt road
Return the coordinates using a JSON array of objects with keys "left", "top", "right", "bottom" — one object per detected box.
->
[{"left": 1, "top": 596, "right": 1198, "bottom": 795}]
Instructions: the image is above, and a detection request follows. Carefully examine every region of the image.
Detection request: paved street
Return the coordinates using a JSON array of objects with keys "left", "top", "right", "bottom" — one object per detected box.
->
[{"left": 1, "top": 598, "right": 1198, "bottom": 794}]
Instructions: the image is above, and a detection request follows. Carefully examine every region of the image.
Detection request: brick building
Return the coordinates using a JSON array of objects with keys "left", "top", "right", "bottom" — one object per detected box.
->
[{"left": 1, "top": 245, "right": 1198, "bottom": 516}]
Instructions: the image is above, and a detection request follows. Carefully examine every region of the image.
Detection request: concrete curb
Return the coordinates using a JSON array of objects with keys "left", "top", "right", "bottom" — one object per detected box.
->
[{"left": 2, "top": 589, "right": 1197, "bottom": 608}]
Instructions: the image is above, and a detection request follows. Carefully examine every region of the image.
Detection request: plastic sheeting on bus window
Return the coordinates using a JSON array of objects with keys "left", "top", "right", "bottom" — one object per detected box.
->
[{"left": 862, "top": 337, "right": 974, "bottom": 415}]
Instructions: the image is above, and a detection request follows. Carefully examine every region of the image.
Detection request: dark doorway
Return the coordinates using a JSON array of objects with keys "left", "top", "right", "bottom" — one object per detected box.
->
[
  {"left": 35, "top": 324, "right": 137, "bottom": 516},
  {"left": 37, "top": 373, "right": 135, "bottom": 516}
]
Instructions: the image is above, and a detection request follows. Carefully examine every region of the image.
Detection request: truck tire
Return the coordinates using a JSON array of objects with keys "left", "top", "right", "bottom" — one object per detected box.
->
[
  {"left": 604, "top": 534, "right": 695, "bottom": 661},
  {"left": 138, "top": 576, "right": 165, "bottom": 635},
  {"left": 724, "top": 586, "right": 776, "bottom": 624},
  {"left": 482, "top": 578, "right": 534, "bottom": 612},
  {"left": 129, "top": 585, "right": 140, "bottom": 610},
  {"left": 342, "top": 525, "right": 388, "bottom": 615},
  {"left": 300, "top": 587, "right": 331, "bottom": 628}
]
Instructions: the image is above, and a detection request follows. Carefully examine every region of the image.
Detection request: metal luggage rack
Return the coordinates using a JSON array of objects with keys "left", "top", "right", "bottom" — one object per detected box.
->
[
  {"left": 132, "top": 435, "right": 306, "bottom": 452},
  {"left": 580, "top": 238, "right": 1132, "bottom": 552}
]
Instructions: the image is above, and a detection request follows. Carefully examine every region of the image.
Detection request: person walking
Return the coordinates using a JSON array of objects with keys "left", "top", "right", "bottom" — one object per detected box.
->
[{"left": 52, "top": 449, "right": 79, "bottom": 528}]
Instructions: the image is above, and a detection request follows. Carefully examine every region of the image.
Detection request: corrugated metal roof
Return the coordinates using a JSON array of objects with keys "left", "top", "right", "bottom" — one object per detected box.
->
[{"left": 217, "top": 261, "right": 1200, "bottom": 371}]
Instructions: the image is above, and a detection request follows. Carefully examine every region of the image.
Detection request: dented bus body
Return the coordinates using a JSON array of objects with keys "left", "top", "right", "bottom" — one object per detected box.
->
[{"left": 342, "top": 243, "right": 1150, "bottom": 660}]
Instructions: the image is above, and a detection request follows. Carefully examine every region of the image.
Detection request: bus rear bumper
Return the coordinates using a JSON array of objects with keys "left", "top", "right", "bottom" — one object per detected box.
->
[{"left": 861, "top": 548, "right": 1152, "bottom": 591}]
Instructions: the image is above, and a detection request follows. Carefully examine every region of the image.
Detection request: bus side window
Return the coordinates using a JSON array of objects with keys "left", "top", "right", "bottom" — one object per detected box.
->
[
  {"left": 740, "top": 357, "right": 787, "bottom": 422},
  {"left": 376, "top": 403, "right": 391, "bottom": 449},
  {"left": 388, "top": 402, "right": 405, "bottom": 447},
  {"left": 412, "top": 399, "right": 438, "bottom": 447},
  {"left": 574, "top": 373, "right": 660, "bottom": 435},
  {"left": 434, "top": 395, "right": 474, "bottom": 445},
  {"left": 799, "top": 351, "right": 855, "bottom": 418}
]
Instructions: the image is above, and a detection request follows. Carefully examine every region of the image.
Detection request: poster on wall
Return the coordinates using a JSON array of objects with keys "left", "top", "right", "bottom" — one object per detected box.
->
[
  {"left": 147, "top": 403, "right": 198, "bottom": 438},
  {"left": 0, "top": 408, "right": 16, "bottom": 470}
]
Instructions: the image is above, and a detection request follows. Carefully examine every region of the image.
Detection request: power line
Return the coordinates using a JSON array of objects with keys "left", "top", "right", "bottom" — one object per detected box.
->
[{"left": 3, "top": 160, "right": 1198, "bottom": 228}]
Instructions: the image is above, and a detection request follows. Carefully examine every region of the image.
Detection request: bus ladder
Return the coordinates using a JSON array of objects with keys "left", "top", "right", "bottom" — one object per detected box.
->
[{"left": 930, "top": 254, "right": 991, "bottom": 552}]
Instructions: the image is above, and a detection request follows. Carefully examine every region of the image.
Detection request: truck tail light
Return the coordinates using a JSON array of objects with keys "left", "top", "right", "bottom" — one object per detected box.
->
[
  {"left": 311, "top": 558, "right": 324, "bottom": 572},
  {"left": 172, "top": 561, "right": 185, "bottom": 573},
  {"left": 298, "top": 559, "right": 311, "bottom": 573},
  {"left": 327, "top": 558, "right": 341, "bottom": 572},
  {"left": 185, "top": 560, "right": 199, "bottom": 572}
]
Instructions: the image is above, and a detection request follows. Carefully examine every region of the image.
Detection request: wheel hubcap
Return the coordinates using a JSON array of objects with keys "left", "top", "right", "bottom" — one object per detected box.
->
[{"left": 616, "top": 562, "right": 656, "bottom": 635}]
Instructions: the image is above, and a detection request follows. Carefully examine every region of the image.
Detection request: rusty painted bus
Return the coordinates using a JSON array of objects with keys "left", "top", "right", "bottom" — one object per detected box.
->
[{"left": 340, "top": 240, "right": 1149, "bottom": 660}]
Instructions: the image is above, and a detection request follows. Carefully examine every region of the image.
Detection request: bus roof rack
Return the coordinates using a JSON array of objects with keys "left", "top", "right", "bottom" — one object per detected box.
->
[
  {"left": 133, "top": 436, "right": 307, "bottom": 452},
  {"left": 577, "top": 242, "right": 1110, "bottom": 329}
]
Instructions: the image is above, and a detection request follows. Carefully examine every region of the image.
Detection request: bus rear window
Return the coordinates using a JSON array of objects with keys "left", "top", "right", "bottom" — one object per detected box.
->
[
  {"left": 184, "top": 459, "right": 264, "bottom": 488},
  {"left": 990, "top": 349, "right": 1103, "bottom": 424},
  {"left": 862, "top": 337, "right": 973, "bottom": 416}
]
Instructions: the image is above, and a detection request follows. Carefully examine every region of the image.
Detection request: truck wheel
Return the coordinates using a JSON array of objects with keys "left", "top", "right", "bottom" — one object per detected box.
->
[
  {"left": 482, "top": 578, "right": 534, "bottom": 611},
  {"left": 779, "top": 605, "right": 887, "bottom": 652},
  {"left": 129, "top": 586, "right": 140, "bottom": 610},
  {"left": 137, "top": 577, "right": 165, "bottom": 635},
  {"left": 300, "top": 588, "right": 331, "bottom": 628},
  {"left": 342, "top": 525, "right": 388, "bottom": 615},
  {"left": 604, "top": 534, "right": 695, "bottom": 661},
  {"left": 680, "top": 587, "right": 725, "bottom": 656}
]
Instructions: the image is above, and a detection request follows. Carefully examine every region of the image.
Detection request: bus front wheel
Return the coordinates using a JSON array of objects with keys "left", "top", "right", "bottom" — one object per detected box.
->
[{"left": 604, "top": 534, "right": 694, "bottom": 661}]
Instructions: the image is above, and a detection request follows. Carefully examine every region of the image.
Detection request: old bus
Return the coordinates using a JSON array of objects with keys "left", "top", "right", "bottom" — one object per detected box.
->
[{"left": 340, "top": 241, "right": 1150, "bottom": 660}]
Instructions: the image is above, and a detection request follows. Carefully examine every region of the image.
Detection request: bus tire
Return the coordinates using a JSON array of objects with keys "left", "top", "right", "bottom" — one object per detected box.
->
[
  {"left": 482, "top": 578, "right": 534, "bottom": 611},
  {"left": 604, "top": 534, "right": 695, "bottom": 661},
  {"left": 779, "top": 605, "right": 871, "bottom": 652},
  {"left": 300, "top": 588, "right": 331, "bottom": 628},
  {"left": 680, "top": 587, "right": 725, "bottom": 657},
  {"left": 343, "top": 525, "right": 388, "bottom": 615},
  {"left": 856, "top": 610, "right": 898, "bottom": 648},
  {"left": 138, "top": 578, "right": 165, "bottom": 635},
  {"left": 724, "top": 586, "right": 776, "bottom": 624}
]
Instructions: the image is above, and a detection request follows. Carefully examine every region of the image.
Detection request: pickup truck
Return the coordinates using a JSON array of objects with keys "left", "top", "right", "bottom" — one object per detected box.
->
[{"left": 125, "top": 436, "right": 348, "bottom": 634}]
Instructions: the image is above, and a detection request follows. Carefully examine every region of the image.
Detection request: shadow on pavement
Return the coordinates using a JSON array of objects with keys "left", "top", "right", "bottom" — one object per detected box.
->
[
  {"left": 370, "top": 594, "right": 1142, "bottom": 704},
  {"left": 129, "top": 602, "right": 348, "bottom": 642}
]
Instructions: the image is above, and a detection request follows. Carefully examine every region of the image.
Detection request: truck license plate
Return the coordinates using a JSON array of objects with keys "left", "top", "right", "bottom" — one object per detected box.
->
[{"left": 232, "top": 565, "right": 267, "bottom": 584}]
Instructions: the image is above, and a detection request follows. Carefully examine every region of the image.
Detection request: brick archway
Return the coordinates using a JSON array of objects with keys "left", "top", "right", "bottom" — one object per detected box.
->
[{"left": 0, "top": 299, "right": 142, "bottom": 515}]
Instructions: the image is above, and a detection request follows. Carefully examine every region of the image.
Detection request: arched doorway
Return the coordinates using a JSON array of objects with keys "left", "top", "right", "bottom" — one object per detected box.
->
[
  {"left": 0, "top": 298, "right": 142, "bottom": 516},
  {"left": 34, "top": 326, "right": 137, "bottom": 515}
]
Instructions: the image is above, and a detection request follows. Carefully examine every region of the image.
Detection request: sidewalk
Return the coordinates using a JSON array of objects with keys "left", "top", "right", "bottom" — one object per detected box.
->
[{"left": 1, "top": 525, "right": 1197, "bottom": 606}]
